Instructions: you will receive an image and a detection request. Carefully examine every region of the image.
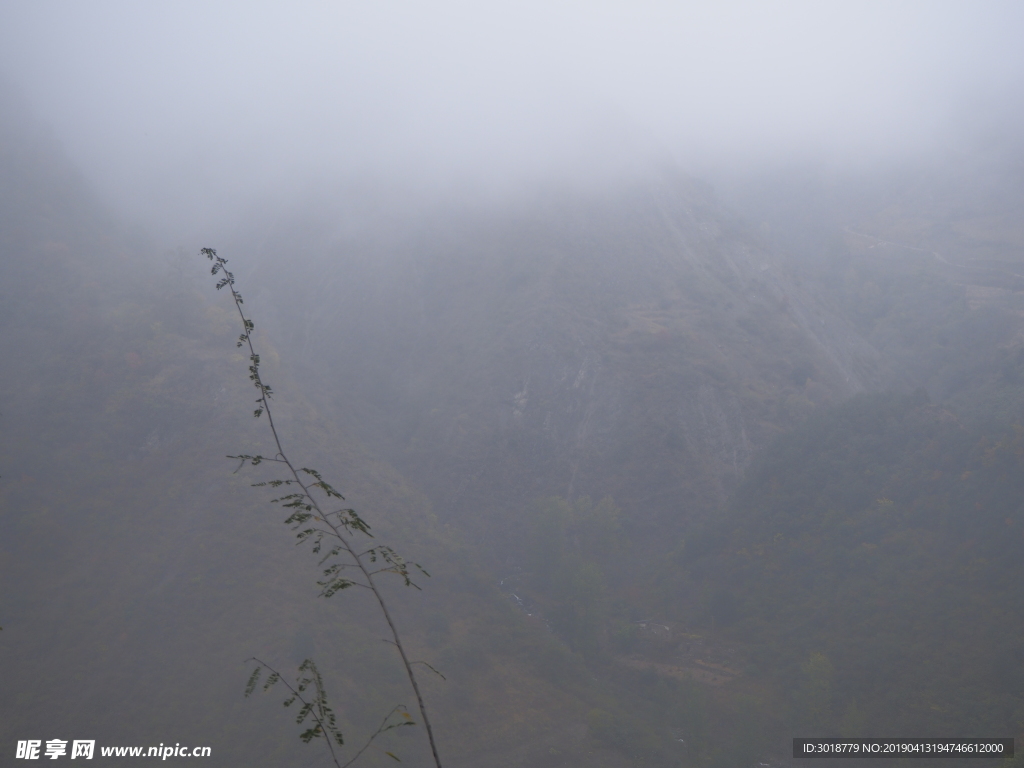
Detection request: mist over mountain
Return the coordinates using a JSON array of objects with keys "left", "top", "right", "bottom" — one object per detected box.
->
[
  {"left": 230, "top": 172, "right": 884, "bottom": 547},
  {"left": 3, "top": 4, "right": 1024, "bottom": 767},
  {"left": 3, "top": 2, "right": 1024, "bottom": 239}
]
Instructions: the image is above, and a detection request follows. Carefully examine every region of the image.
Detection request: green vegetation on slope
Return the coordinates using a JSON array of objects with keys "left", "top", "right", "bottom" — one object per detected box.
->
[{"left": 666, "top": 392, "right": 1024, "bottom": 750}]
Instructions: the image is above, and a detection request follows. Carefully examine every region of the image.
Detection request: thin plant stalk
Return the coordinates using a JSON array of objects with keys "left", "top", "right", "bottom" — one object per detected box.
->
[{"left": 204, "top": 248, "right": 442, "bottom": 768}]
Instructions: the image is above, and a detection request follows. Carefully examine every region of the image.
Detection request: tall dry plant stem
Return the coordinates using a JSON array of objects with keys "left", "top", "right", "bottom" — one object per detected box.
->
[{"left": 203, "top": 248, "right": 442, "bottom": 768}]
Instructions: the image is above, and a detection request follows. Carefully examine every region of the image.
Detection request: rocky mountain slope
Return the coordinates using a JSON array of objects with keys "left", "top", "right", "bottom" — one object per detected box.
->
[
  {"left": 0, "top": 87, "right": 789, "bottom": 768},
  {"left": 5, "top": 73, "right": 1024, "bottom": 765},
  {"left": 239, "top": 171, "right": 893, "bottom": 554}
]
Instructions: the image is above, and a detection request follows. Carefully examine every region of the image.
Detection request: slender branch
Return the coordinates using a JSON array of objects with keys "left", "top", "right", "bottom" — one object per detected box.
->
[
  {"left": 319, "top": 562, "right": 365, "bottom": 571},
  {"left": 319, "top": 583, "right": 371, "bottom": 593},
  {"left": 204, "top": 249, "right": 442, "bottom": 768},
  {"left": 247, "top": 657, "right": 342, "bottom": 768},
  {"left": 340, "top": 705, "right": 415, "bottom": 768},
  {"left": 411, "top": 660, "right": 447, "bottom": 680}
]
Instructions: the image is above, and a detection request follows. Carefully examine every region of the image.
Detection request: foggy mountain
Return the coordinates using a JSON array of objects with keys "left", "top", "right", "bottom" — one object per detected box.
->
[
  {"left": 234, "top": 172, "right": 888, "bottom": 549},
  {"left": 215, "top": 146, "right": 1024, "bottom": 755},
  {"left": 3, "top": 4, "right": 1024, "bottom": 766},
  {"left": 2, "top": 83, "right": 671, "bottom": 768},
  {"left": 229, "top": 144, "right": 1024, "bottom": 550}
]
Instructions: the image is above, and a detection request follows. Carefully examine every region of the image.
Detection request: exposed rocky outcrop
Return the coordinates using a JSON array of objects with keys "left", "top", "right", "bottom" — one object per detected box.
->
[{"left": 243, "top": 171, "right": 889, "bottom": 549}]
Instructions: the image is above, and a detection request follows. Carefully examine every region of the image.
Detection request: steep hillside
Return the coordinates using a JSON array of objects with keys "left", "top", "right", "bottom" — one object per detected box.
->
[
  {"left": 221, "top": 152, "right": 1024, "bottom": 765},
  {"left": 0, "top": 89, "right": 779, "bottom": 768},
  {"left": 238, "top": 173, "right": 888, "bottom": 556},
  {"left": 6, "top": 74, "right": 1024, "bottom": 767},
  {"left": 664, "top": 391, "right": 1024, "bottom": 751},
  {"left": 716, "top": 155, "right": 1024, "bottom": 424}
]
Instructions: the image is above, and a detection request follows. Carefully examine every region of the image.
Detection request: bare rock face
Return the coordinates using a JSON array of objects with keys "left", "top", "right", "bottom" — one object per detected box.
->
[{"left": 246, "top": 171, "right": 887, "bottom": 547}]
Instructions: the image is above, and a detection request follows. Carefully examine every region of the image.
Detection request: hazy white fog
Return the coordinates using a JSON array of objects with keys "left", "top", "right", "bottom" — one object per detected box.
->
[{"left": 2, "top": 1, "right": 1023, "bottom": 240}]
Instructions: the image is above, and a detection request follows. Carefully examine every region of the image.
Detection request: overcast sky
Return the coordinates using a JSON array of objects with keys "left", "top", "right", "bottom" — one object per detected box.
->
[{"left": 2, "top": 1, "right": 1023, "bottom": 240}]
